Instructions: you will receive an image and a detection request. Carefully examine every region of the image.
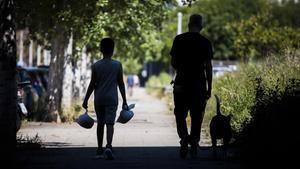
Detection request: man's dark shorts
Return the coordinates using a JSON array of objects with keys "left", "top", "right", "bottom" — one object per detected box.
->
[
  {"left": 95, "top": 106, "right": 118, "bottom": 125},
  {"left": 173, "top": 84, "right": 207, "bottom": 116}
]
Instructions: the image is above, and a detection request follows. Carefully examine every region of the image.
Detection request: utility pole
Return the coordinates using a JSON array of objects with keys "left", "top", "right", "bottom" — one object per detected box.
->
[
  {"left": 177, "top": 12, "right": 182, "bottom": 35},
  {"left": 170, "top": 12, "right": 183, "bottom": 80}
]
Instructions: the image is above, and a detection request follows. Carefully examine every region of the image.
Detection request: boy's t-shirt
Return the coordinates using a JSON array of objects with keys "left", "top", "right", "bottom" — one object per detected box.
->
[{"left": 92, "top": 58, "right": 123, "bottom": 106}]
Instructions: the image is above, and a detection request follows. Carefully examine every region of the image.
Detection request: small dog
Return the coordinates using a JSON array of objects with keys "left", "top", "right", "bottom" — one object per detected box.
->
[{"left": 209, "top": 94, "right": 232, "bottom": 159}]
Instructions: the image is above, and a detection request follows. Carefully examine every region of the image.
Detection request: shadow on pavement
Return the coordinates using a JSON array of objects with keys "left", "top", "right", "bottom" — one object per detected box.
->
[{"left": 14, "top": 146, "right": 241, "bottom": 169}]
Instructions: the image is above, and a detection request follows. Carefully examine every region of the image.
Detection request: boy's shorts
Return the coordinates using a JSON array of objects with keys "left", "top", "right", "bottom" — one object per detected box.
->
[{"left": 95, "top": 105, "right": 118, "bottom": 125}]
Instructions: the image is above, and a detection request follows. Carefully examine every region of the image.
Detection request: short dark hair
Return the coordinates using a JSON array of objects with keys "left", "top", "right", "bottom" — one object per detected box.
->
[
  {"left": 188, "top": 14, "right": 202, "bottom": 27},
  {"left": 100, "top": 38, "right": 114, "bottom": 54}
]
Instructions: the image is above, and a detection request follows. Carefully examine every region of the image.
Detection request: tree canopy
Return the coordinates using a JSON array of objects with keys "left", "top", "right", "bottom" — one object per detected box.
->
[
  {"left": 16, "top": 0, "right": 177, "bottom": 74},
  {"left": 15, "top": 0, "right": 177, "bottom": 120},
  {"left": 159, "top": 0, "right": 300, "bottom": 62}
]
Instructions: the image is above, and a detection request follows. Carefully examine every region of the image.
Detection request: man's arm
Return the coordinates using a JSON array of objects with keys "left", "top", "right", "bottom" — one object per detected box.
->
[
  {"left": 205, "top": 41, "right": 213, "bottom": 100},
  {"left": 117, "top": 64, "right": 128, "bottom": 109},
  {"left": 170, "top": 36, "right": 178, "bottom": 70},
  {"left": 205, "top": 60, "right": 213, "bottom": 100},
  {"left": 82, "top": 65, "right": 95, "bottom": 109}
]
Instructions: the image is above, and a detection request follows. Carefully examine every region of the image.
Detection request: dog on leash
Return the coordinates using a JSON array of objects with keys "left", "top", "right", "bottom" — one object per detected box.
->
[{"left": 209, "top": 94, "right": 232, "bottom": 159}]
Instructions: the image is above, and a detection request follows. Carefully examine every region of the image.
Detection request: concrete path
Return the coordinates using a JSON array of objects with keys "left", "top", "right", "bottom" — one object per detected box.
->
[
  {"left": 15, "top": 88, "right": 241, "bottom": 169},
  {"left": 17, "top": 87, "right": 210, "bottom": 147}
]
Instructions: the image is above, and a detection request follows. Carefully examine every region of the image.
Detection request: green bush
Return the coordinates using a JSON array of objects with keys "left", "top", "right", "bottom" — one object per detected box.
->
[
  {"left": 206, "top": 52, "right": 300, "bottom": 133},
  {"left": 145, "top": 72, "right": 172, "bottom": 98},
  {"left": 209, "top": 63, "right": 257, "bottom": 132},
  {"left": 61, "top": 99, "right": 84, "bottom": 122}
]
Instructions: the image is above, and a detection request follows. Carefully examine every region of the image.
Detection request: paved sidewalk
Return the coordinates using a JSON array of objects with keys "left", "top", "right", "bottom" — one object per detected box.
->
[
  {"left": 15, "top": 88, "right": 241, "bottom": 169},
  {"left": 17, "top": 88, "right": 209, "bottom": 147}
]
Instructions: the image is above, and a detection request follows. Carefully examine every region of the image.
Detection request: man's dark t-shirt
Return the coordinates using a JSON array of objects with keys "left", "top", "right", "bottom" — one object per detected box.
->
[{"left": 170, "top": 32, "right": 213, "bottom": 90}]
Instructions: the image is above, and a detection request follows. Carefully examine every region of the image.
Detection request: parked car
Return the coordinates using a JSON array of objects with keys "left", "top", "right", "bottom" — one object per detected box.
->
[
  {"left": 16, "top": 80, "right": 30, "bottom": 132},
  {"left": 17, "top": 65, "right": 49, "bottom": 119},
  {"left": 25, "top": 66, "right": 49, "bottom": 95},
  {"left": 213, "top": 65, "right": 237, "bottom": 77}
]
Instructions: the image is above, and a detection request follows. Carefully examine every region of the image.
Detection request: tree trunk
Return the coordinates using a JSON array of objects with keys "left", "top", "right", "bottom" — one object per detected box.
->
[
  {"left": 62, "top": 34, "right": 73, "bottom": 111},
  {"left": 44, "top": 28, "right": 68, "bottom": 122},
  {"left": 0, "top": 0, "right": 17, "bottom": 163},
  {"left": 17, "top": 29, "right": 24, "bottom": 66},
  {"left": 37, "top": 45, "right": 41, "bottom": 65},
  {"left": 73, "top": 53, "right": 81, "bottom": 98},
  {"left": 28, "top": 39, "right": 33, "bottom": 66},
  {"left": 79, "top": 46, "right": 91, "bottom": 98}
]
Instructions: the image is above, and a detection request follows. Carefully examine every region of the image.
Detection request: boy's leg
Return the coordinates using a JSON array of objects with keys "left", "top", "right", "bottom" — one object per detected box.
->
[
  {"left": 105, "top": 124, "right": 115, "bottom": 160},
  {"left": 104, "top": 106, "right": 117, "bottom": 148},
  {"left": 106, "top": 124, "right": 114, "bottom": 148},
  {"left": 103, "top": 106, "right": 117, "bottom": 160},
  {"left": 95, "top": 106, "right": 105, "bottom": 157},
  {"left": 97, "top": 123, "right": 105, "bottom": 152}
]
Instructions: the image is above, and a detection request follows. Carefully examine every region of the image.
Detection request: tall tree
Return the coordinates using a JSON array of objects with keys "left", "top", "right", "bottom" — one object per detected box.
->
[
  {"left": 16, "top": 0, "right": 99, "bottom": 121},
  {"left": 16, "top": 0, "right": 175, "bottom": 121},
  {"left": 0, "top": 0, "right": 17, "bottom": 163}
]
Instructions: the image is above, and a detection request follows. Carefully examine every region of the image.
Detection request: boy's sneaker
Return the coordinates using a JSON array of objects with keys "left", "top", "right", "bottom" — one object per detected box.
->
[
  {"left": 104, "top": 148, "right": 114, "bottom": 160},
  {"left": 106, "top": 144, "right": 113, "bottom": 151},
  {"left": 94, "top": 148, "right": 104, "bottom": 159}
]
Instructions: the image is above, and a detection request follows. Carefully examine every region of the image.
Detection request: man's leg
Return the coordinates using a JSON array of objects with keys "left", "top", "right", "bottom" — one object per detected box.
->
[
  {"left": 175, "top": 110, "right": 189, "bottom": 141},
  {"left": 174, "top": 86, "right": 189, "bottom": 140},
  {"left": 173, "top": 86, "right": 189, "bottom": 158},
  {"left": 189, "top": 97, "right": 206, "bottom": 158}
]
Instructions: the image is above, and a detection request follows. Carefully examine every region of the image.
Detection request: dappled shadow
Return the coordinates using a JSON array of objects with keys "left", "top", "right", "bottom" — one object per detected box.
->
[{"left": 14, "top": 146, "right": 241, "bottom": 169}]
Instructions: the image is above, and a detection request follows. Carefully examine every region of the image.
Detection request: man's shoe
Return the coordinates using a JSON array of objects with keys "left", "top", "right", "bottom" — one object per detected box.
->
[
  {"left": 104, "top": 148, "right": 114, "bottom": 160},
  {"left": 190, "top": 144, "right": 198, "bottom": 159},
  {"left": 179, "top": 137, "right": 189, "bottom": 159}
]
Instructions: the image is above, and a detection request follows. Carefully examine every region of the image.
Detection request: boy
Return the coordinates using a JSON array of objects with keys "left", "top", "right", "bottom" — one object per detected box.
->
[{"left": 82, "top": 38, "right": 128, "bottom": 160}]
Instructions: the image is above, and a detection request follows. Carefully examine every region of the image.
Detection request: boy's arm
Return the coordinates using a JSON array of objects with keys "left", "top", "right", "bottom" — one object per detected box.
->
[
  {"left": 82, "top": 65, "right": 95, "bottom": 109},
  {"left": 117, "top": 64, "right": 128, "bottom": 109}
]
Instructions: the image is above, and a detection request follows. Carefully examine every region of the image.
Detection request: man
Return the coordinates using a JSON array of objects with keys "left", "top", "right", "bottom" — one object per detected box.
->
[
  {"left": 170, "top": 14, "right": 213, "bottom": 159},
  {"left": 82, "top": 38, "right": 128, "bottom": 160}
]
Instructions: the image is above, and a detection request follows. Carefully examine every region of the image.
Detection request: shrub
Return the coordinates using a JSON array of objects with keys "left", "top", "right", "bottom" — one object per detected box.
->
[
  {"left": 206, "top": 51, "right": 300, "bottom": 134},
  {"left": 61, "top": 99, "right": 85, "bottom": 122},
  {"left": 17, "top": 134, "right": 42, "bottom": 149},
  {"left": 145, "top": 72, "right": 172, "bottom": 98}
]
